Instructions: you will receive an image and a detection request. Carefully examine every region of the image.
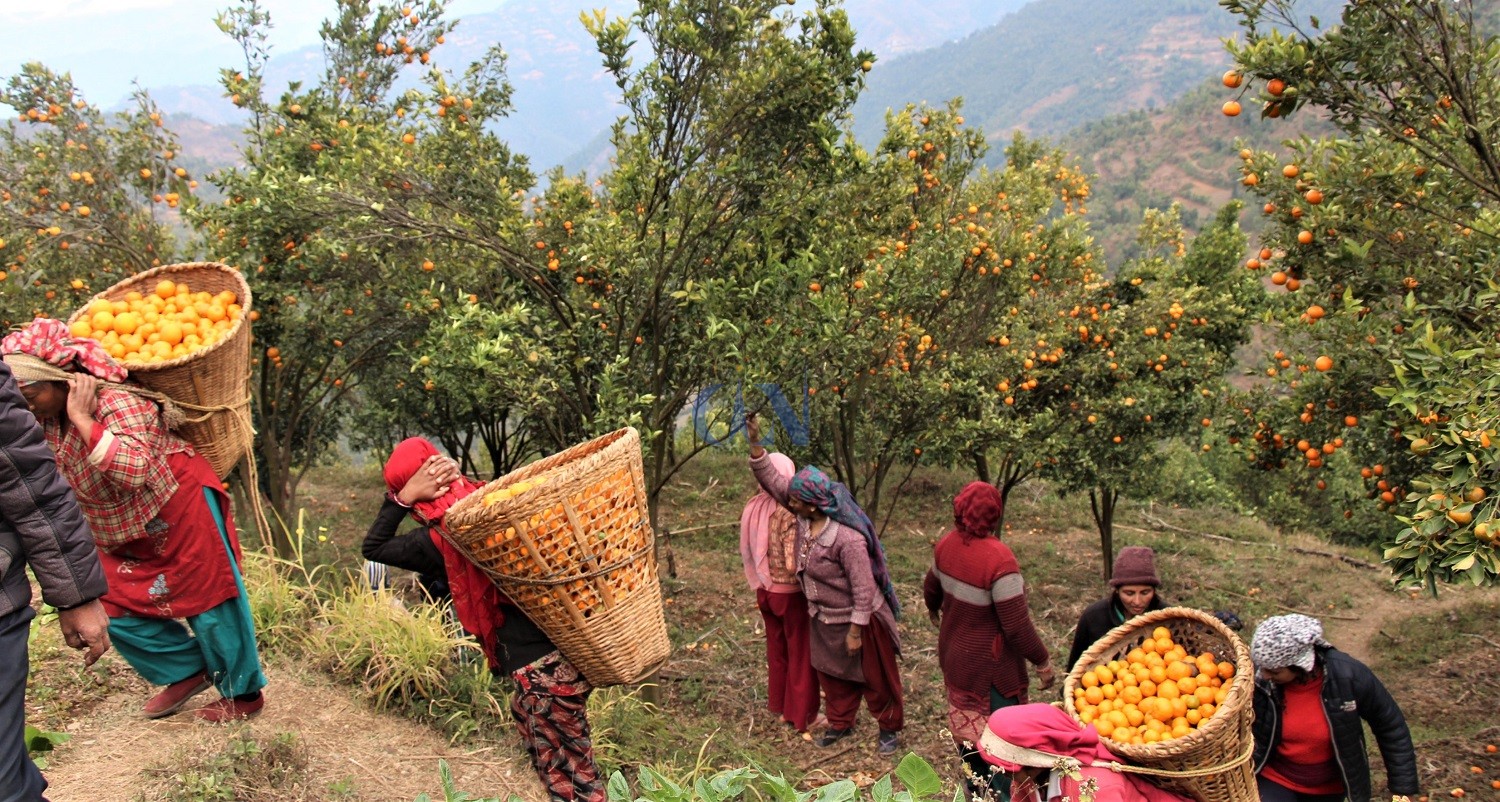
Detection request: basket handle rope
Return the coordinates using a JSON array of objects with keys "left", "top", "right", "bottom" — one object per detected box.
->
[
  {"left": 485, "top": 542, "right": 654, "bottom": 586},
  {"left": 3, "top": 352, "right": 247, "bottom": 430},
  {"left": 1091, "top": 739, "right": 1255, "bottom": 779}
]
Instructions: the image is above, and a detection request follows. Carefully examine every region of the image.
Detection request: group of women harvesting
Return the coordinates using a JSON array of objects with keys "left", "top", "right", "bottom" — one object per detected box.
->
[{"left": 738, "top": 412, "right": 1420, "bottom": 802}]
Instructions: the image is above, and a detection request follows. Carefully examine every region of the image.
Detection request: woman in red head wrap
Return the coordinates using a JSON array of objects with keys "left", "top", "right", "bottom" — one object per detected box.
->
[
  {"left": 367, "top": 437, "right": 604, "bottom": 802},
  {"left": 923, "top": 481, "right": 1054, "bottom": 799}
]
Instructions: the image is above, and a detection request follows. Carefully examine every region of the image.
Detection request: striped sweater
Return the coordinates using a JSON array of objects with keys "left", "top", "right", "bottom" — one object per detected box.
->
[{"left": 922, "top": 531, "right": 1050, "bottom": 701}]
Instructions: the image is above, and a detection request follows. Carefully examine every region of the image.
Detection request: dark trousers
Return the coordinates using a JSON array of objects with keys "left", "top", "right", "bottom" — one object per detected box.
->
[
  {"left": 1257, "top": 775, "right": 1346, "bottom": 802},
  {"left": 1, "top": 606, "right": 48, "bottom": 802},
  {"left": 818, "top": 617, "right": 904, "bottom": 732}
]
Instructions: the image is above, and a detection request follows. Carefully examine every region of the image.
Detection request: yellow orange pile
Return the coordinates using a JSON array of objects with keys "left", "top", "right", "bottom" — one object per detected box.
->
[
  {"left": 1073, "top": 626, "right": 1235, "bottom": 746},
  {"left": 70, "top": 278, "right": 243, "bottom": 364}
]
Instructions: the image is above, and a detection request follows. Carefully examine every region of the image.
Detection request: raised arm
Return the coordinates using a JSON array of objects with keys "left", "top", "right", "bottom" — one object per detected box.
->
[{"left": 746, "top": 413, "right": 792, "bottom": 506}]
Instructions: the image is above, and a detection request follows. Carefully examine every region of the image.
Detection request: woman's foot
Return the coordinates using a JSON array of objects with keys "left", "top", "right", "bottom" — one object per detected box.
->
[
  {"left": 195, "top": 692, "right": 265, "bottom": 723},
  {"left": 143, "top": 672, "right": 212, "bottom": 719},
  {"left": 877, "top": 729, "right": 900, "bottom": 755},
  {"left": 816, "top": 727, "right": 853, "bottom": 748}
]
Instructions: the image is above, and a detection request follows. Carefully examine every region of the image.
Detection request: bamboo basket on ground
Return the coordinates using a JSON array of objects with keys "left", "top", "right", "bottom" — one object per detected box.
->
[
  {"left": 1064, "top": 607, "right": 1259, "bottom": 802},
  {"left": 67, "top": 262, "right": 254, "bottom": 479},
  {"left": 443, "top": 427, "right": 670, "bottom": 687}
]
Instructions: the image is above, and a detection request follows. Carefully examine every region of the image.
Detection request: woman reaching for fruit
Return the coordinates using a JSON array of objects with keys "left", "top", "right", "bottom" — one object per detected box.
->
[
  {"left": 746, "top": 413, "right": 906, "bottom": 755},
  {"left": 1, "top": 318, "right": 268, "bottom": 722},
  {"left": 370, "top": 437, "right": 604, "bottom": 802},
  {"left": 1067, "top": 546, "right": 1169, "bottom": 671},
  {"left": 1250, "top": 614, "right": 1418, "bottom": 802}
]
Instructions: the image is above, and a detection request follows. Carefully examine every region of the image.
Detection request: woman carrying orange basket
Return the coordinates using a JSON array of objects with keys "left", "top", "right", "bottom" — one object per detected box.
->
[
  {"left": 746, "top": 414, "right": 905, "bottom": 755},
  {"left": 1066, "top": 546, "right": 1169, "bottom": 672},
  {"left": 372, "top": 438, "right": 604, "bottom": 802},
  {"left": 1, "top": 319, "right": 268, "bottom": 722}
]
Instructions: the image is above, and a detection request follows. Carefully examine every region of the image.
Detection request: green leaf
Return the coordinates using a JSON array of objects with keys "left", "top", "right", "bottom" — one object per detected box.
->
[{"left": 894, "top": 754, "right": 944, "bottom": 800}]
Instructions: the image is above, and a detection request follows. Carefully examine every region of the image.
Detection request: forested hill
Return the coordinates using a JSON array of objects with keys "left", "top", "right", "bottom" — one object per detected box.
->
[
  {"left": 1062, "top": 80, "right": 1333, "bottom": 265},
  {"left": 851, "top": 0, "right": 1343, "bottom": 158}
]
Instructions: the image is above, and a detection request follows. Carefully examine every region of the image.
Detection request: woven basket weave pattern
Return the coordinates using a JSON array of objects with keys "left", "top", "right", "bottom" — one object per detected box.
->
[
  {"left": 1064, "top": 607, "right": 1259, "bottom": 802},
  {"left": 66, "top": 262, "right": 254, "bottom": 478},
  {"left": 444, "top": 428, "right": 670, "bottom": 687}
]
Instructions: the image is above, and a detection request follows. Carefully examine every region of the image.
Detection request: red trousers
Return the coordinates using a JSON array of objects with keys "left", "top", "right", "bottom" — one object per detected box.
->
[
  {"left": 817, "top": 616, "right": 903, "bottom": 732},
  {"left": 756, "top": 587, "right": 820, "bottom": 731}
]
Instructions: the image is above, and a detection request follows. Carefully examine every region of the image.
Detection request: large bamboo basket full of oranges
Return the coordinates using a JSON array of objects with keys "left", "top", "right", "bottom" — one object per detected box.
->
[
  {"left": 67, "top": 263, "right": 254, "bottom": 479},
  {"left": 1064, "top": 607, "right": 1257, "bottom": 802},
  {"left": 443, "top": 428, "right": 669, "bottom": 687}
]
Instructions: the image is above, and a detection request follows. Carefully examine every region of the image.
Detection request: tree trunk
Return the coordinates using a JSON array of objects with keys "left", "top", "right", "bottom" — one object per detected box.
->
[
  {"left": 992, "top": 455, "right": 1032, "bottom": 534},
  {"left": 971, "top": 451, "right": 991, "bottom": 485},
  {"left": 1089, "top": 487, "right": 1119, "bottom": 581}
]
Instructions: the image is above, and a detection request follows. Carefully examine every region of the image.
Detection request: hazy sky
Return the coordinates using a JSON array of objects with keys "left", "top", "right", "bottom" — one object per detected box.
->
[{"left": 1, "top": 0, "right": 498, "bottom": 107}]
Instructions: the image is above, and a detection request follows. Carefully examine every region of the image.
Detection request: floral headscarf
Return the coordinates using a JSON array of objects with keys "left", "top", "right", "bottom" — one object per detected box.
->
[
  {"left": 1251, "top": 614, "right": 1331, "bottom": 672},
  {"left": 789, "top": 465, "right": 901, "bottom": 618},
  {"left": 1, "top": 318, "right": 128, "bottom": 384}
]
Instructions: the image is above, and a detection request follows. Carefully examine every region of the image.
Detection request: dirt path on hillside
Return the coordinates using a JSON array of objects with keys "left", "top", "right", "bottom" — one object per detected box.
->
[
  {"left": 1321, "top": 577, "right": 1500, "bottom": 665},
  {"left": 41, "top": 664, "right": 546, "bottom": 802}
]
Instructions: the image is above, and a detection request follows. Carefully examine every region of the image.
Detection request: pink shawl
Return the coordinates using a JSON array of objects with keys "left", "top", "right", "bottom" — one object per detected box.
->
[{"left": 739, "top": 452, "right": 795, "bottom": 591}]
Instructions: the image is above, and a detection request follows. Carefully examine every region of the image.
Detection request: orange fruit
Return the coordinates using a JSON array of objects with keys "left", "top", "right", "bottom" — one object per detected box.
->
[{"left": 1222, "top": 100, "right": 1242, "bottom": 117}]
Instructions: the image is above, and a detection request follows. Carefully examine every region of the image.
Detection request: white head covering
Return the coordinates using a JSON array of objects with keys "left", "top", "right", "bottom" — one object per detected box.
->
[{"left": 1251, "top": 614, "right": 1331, "bottom": 672}]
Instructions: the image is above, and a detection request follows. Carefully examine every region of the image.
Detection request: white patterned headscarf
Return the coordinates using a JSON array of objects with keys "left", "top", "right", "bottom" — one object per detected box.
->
[{"left": 1251, "top": 614, "right": 1332, "bottom": 672}]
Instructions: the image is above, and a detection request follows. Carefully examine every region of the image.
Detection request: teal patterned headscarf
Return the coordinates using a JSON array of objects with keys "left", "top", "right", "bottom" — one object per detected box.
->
[{"left": 789, "top": 466, "right": 901, "bottom": 619}]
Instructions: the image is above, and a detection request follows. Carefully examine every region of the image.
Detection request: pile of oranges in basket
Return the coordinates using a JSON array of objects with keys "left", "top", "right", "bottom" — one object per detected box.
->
[
  {"left": 1073, "top": 626, "right": 1236, "bottom": 745},
  {"left": 70, "top": 278, "right": 244, "bottom": 364}
]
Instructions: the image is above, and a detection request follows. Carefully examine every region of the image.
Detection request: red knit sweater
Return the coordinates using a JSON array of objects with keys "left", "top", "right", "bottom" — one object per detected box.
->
[
  {"left": 922, "top": 532, "right": 1050, "bottom": 702},
  {"left": 1263, "top": 672, "right": 1344, "bottom": 795}
]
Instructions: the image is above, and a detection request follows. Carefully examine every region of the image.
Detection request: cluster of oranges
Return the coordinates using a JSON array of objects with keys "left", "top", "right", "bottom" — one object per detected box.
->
[
  {"left": 1073, "top": 626, "right": 1235, "bottom": 746},
  {"left": 69, "top": 279, "right": 243, "bottom": 364}
]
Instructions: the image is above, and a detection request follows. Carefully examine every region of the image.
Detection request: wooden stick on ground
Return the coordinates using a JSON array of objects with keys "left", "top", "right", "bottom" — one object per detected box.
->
[{"left": 1197, "top": 581, "right": 1361, "bottom": 621}]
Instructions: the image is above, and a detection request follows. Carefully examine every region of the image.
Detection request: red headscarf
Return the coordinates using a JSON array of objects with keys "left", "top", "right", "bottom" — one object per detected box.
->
[
  {"left": 383, "top": 437, "right": 508, "bottom": 670},
  {"left": 953, "top": 481, "right": 1003, "bottom": 540}
]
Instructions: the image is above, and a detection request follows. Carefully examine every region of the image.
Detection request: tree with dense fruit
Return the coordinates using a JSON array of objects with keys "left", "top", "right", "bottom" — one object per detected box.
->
[
  {"left": 1220, "top": 0, "right": 1500, "bottom": 587},
  {"left": 0, "top": 65, "right": 193, "bottom": 327}
]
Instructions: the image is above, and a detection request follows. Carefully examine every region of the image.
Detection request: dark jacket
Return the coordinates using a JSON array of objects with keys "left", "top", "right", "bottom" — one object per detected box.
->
[
  {"left": 1252, "top": 647, "right": 1419, "bottom": 802},
  {"left": 0, "top": 360, "right": 108, "bottom": 617},
  {"left": 362, "top": 497, "right": 553, "bottom": 674},
  {"left": 1066, "top": 592, "right": 1168, "bottom": 671}
]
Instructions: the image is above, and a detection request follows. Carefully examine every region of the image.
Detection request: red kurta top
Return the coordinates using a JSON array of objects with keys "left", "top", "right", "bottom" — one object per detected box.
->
[{"left": 43, "top": 388, "right": 241, "bottom": 619}]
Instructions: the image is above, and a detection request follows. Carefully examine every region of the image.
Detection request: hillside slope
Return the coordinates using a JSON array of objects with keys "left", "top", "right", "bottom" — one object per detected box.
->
[{"left": 852, "top": 0, "right": 1342, "bottom": 157}]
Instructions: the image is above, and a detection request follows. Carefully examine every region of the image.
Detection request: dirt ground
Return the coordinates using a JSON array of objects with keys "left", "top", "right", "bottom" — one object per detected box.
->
[{"left": 37, "top": 659, "right": 545, "bottom": 802}]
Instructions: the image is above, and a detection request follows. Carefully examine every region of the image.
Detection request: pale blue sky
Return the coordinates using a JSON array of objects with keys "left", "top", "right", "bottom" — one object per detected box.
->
[{"left": 1, "top": 0, "right": 498, "bottom": 107}]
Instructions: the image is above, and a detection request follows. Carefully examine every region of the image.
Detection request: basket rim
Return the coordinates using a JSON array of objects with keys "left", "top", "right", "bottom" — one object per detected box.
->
[
  {"left": 66, "top": 262, "right": 253, "bottom": 374},
  {"left": 1063, "top": 606, "right": 1254, "bottom": 761},
  {"left": 445, "top": 427, "right": 639, "bottom": 530}
]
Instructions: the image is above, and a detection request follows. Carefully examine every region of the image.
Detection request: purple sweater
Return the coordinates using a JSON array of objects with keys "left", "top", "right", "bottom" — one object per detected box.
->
[{"left": 750, "top": 452, "right": 883, "bottom": 626}]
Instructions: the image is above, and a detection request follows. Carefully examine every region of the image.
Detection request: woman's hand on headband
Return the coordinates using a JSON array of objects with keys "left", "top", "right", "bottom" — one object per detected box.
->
[
  {"left": 65, "top": 373, "right": 100, "bottom": 436},
  {"left": 398, "top": 455, "right": 461, "bottom": 504}
]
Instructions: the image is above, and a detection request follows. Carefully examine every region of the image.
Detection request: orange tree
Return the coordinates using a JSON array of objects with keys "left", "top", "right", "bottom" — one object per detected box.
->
[
  {"left": 193, "top": 0, "right": 531, "bottom": 526},
  {"left": 1220, "top": 0, "right": 1500, "bottom": 587},
  {"left": 255, "top": 0, "right": 876, "bottom": 526},
  {"left": 0, "top": 64, "right": 193, "bottom": 327},
  {"left": 1041, "top": 203, "right": 1259, "bottom": 578}
]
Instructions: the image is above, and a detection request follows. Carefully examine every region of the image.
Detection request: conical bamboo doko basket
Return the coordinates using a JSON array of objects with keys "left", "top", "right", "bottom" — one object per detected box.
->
[
  {"left": 443, "top": 427, "right": 670, "bottom": 687},
  {"left": 1064, "top": 607, "right": 1259, "bottom": 802},
  {"left": 67, "top": 262, "right": 254, "bottom": 479}
]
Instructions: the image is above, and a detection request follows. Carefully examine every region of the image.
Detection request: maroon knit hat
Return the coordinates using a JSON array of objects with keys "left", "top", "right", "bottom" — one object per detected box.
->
[{"left": 1109, "top": 546, "right": 1160, "bottom": 588}]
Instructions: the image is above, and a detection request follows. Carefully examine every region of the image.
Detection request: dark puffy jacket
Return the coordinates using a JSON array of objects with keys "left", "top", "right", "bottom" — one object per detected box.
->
[
  {"left": 0, "top": 360, "right": 107, "bottom": 617},
  {"left": 1066, "top": 592, "right": 1168, "bottom": 671},
  {"left": 1252, "top": 647, "right": 1419, "bottom": 802}
]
